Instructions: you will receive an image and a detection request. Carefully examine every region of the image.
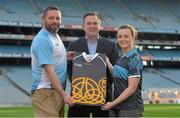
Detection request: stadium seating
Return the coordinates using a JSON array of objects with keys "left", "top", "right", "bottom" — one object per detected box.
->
[
  {"left": 0, "top": 44, "right": 30, "bottom": 58},
  {"left": 0, "top": 65, "right": 32, "bottom": 105},
  {"left": 160, "top": 0, "right": 180, "bottom": 21},
  {"left": 0, "top": 0, "right": 179, "bottom": 31},
  {"left": 0, "top": 45, "right": 30, "bottom": 54},
  {"left": 160, "top": 68, "right": 180, "bottom": 83},
  {"left": 147, "top": 49, "right": 180, "bottom": 61},
  {"left": 143, "top": 68, "right": 180, "bottom": 90}
]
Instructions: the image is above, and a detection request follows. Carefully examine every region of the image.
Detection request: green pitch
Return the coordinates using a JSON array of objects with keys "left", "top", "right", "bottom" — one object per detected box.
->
[
  {"left": 143, "top": 104, "right": 180, "bottom": 117},
  {"left": 0, "top": 104, "right": 180, "bottom": 117},
  {"left": 0, "top": 106, "right": 33, "bottom": 117}
]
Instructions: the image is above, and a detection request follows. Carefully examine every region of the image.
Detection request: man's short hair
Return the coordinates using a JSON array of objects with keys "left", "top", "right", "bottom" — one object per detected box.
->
[
  {"left": 83, "top": 12, "right": 101, "bottom": 24},
  {"left": 42, "top": 5, "right": 60, "bottom": 17}
]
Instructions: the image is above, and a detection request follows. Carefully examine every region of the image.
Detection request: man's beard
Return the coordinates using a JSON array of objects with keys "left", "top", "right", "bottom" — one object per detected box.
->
[
  {"left": 48, "top": 26, "right": 59, "bottom": 33},
  {"left": 46, "top": 24, "right": 60, "bottom": 33}
]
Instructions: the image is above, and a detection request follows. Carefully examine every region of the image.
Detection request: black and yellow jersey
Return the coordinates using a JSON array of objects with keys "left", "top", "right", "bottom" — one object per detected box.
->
[{"left": 71, "top": 52, "right": 107, "bottom": 106}]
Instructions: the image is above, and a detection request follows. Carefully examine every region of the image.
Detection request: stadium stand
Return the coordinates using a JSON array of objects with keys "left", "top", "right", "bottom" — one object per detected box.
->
[
  {"left": 120, "top": 0, "right": 179, "bottom": 29},
  {"left": 159, "top": 0, "right": 180, "bottom": 22},
  {"left": 0, "top": 0, "right": 179, "bottom": 32},
  {"left": 0, "top": 0, "right": 180, "bottom": 105},
  {"left": 147, "top": 49, "right": 180, "bottom": 61},
  {"left": 0, "top": 44, "right": 30, "bottom": 58},
  {"left": 143, "top": 68, "right": 180, "bottom": 90},
  {"left": 0, "top": 65, "right": 32, "bottom": 105}
]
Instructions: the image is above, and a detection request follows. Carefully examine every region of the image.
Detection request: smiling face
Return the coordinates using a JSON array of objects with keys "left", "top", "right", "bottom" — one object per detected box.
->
[
  {"left": 83, "top": 15, "right": 101, "bottom": 40},
  {"left": 42, "top": 9, "right": 61, "bottom": 33},
  {"left": 117, "top": 27, "right": 135, "bottom": 52}
]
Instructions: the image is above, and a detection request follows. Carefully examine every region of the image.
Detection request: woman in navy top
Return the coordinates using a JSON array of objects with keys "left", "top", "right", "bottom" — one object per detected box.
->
[{"left": 102, "top": 24, "right": 144, "bottom": 117}]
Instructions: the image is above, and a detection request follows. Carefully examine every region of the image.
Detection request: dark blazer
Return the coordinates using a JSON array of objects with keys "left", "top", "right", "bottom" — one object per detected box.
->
[{"left": 67, "top": 36, "right": 118, "bottom": 101}]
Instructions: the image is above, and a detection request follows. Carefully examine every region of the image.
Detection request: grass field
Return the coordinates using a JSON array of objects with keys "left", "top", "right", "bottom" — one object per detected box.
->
[{"left": 0, "top": 104, "right": 180, "bottom": 117}]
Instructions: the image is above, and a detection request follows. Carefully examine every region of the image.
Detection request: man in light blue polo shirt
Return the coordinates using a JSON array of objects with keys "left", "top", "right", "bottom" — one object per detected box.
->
[{"left": 31, "top": 5, "right": 72, "bottom": 117}]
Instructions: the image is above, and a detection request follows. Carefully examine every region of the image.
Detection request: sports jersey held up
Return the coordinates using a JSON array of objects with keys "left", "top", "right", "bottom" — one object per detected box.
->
[{"left": 71, "top": 52, "right": 107, "bottom": 106}]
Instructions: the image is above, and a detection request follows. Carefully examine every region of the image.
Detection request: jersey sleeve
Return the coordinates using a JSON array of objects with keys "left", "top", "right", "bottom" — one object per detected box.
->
[
  {"left": 33, "top": 37, "right": 53, "bottom": 66},
  {"left": 128, "top": 56, "right": 143, "bottom": 78}
]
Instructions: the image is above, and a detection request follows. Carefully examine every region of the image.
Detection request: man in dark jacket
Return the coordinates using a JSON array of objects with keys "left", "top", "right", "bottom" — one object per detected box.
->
[{"left": 67, "top": 12, "right": 118, "bottom": 117}]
